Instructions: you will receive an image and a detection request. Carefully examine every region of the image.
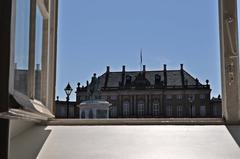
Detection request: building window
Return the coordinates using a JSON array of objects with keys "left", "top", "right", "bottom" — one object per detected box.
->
[
  {"left": 200, "top": 105, "right": 206, "bottom": 117},
  {"left": 111, "top": 95, "right": 117, "bottom": 100},
  {"left": 123, "top": 101, "right": 130, "bottom": 117},
  {"left": 199, "top": 94, "right": 205, "bottom": 99},
  {"left": 137, "top": 101, "right": 144, "bottom": 117},
  {"left": 166, "top": 95, "right": 172, "bottom": 100},
  {"left": 213, "top": 105, "right": 218, "bottom": 116},
  {"left": 176, "top": 95, "right": 182, "bottom": 100},
  {"left": 166, "top": 105, "right": 172, "bottom": 117},
  {"left": 152, "top": 101, "right": 159, "bottom": 116},
  {"left": 189, "top": 105, "right": 196, "bottom": 117},
  {"left": 188, "top": 95, "right": 195, "bottom": 101},
  {"left": 14, "top": 0, "right": 31, "bottom": 95},
  {"left": 177, "top": 105, "right": 183, "bottom": 117}
]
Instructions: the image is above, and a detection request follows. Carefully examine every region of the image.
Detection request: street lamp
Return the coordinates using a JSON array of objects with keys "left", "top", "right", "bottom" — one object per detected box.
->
[
  {"left": 64, "top": 83, "right": 73, "bottom": 118},
  {"left": 188, "top": 96, "right": 193, "bottom": 118}
]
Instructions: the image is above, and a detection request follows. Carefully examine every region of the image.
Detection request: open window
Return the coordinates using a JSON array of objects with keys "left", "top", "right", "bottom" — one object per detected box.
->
[{"left": 0, "top": 0, "right": 58, "bottom": 121}]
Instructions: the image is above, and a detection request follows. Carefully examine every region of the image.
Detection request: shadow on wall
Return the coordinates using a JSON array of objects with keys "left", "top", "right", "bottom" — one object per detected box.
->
[
  {"left": 227, "top": 126, "right": 240, "bottom": 147},
  {"left": 10, "top": 125, "right": 51, "bottom": 159}
]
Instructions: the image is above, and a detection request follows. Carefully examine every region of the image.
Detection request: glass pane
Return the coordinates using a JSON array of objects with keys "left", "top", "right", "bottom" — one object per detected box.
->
[
  {"left": 14, "top": 0, "right": 30, "bottom": 95},
  {"left": 35, "top": 6, "right": 43, "bottom": 100}
]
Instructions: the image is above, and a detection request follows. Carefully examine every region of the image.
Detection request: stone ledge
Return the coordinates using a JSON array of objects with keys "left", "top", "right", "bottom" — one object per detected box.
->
[{"left": 46, "top": 118, "right": 227, "bottom": 126}]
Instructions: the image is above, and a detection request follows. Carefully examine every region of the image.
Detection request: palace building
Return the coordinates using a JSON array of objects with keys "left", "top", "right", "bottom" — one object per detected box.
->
[{"left": 66, "top": 64, "right": 222, "bottom": 118}]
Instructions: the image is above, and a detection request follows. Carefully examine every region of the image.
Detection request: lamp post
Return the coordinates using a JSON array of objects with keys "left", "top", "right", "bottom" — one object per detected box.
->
[
  {"left": 64, "top": 83, "right": 73, "bottom": 118},
  {"left": 188, "top": 96, "right": 193, "bottom": 118}
]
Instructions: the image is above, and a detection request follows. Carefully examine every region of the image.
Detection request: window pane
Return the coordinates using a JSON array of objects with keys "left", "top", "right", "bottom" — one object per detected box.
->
[
  {"left": 35, "top": 6, "right": 43, "bottom": 100},
  {"left": 14, "top": 0, "right": 30, "bottom": 95}
]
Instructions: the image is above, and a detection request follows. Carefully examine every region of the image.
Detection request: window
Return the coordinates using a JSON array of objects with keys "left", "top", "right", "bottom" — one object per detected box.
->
[
  {"left": 111, "top": 95, "right": 117, "bottom": 100},
  {"left": 176, "top": 95, "right": 182, "bottom": 100},
  {"left": 166, "top": 105, "right": 172, "bottom": 117},
  {"left": 34, "top": 5, "right": 44, "bottom": 100},
  {"left": 200, "top": 105, "right": 206, "bottom": 117},
  {"left": 5, "top": 0, "right": 58, "bottom": 120},
  {"left": 189, "top": 105, "right": 196, "bottom": 117},
  {"left": 123, "top": 101, "right": 130, "bottom": 117},
  {"left": 152, "top": 101, "right": 159, "bottom": 116},
  {"left": 199, "top": 94, "right": 205, "bottom": 99},
  {"left": 166, "top": 95, "right": 172, "bottom": 100},
  {"left": 13, "top": 0, "right": 30, "bottom": 95},
  {"left": 137, "top": 101, "right": 144, "bottom": 117},
  {"left": 213, "top": 105, "right": 218, "bottom": 116},
  {"left": 177, "top": 105, "right": 183, "bottom": 117},
  {"left": 13, "top": 0, "right": 49, "bottom": 101},
  {"left": 188, "top": 95, "right": 195, "bottom": 101}
]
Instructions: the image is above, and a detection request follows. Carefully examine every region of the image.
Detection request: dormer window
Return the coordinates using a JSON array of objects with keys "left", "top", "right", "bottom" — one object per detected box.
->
[{"left": 125, "top": 75, "right": 132, "bottom": 86}]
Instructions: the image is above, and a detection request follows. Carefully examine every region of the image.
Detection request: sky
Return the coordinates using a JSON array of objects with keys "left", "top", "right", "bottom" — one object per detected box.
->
[{"left": 56, "top": 0, "right": 222, "bottom": 101}]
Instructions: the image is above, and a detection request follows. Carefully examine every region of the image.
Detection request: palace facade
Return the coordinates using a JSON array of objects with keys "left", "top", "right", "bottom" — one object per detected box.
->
[{"left": 67, "top": 64, "right": 222, "bottom": 118}]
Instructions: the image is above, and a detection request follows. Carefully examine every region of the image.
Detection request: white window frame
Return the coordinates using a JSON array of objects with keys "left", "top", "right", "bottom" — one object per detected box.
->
[{"left": 7, "top": 0, "right": 58, "bottom": 119}]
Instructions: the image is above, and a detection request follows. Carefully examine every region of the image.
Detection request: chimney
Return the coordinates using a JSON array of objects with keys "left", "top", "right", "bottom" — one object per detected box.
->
[
  {"left": 164, "top": 64, "right": 167, "bottom": 71},
  {"left": 143, "top": 65, "right": 146, "bottom": 72},
  {"left": 195, "top": 78, "right": 199, "bottom": 86},
  {"left": 36, "top": 64, "right": 40, "bottom": 71},
  {"left": 122, "top": 65, "right": 125, "bottom": 72},
  {"left": 163, "top": 64, "right": 167, "bottom": 86},
  {"left": 180, "top": 64, "right": 183, "bottom": 70},
  {"left": 106, "top": 66, "right": 110, "bottom": 72},
  {"left": 180, "top": 64, "right": 185, "bottom": 87}
]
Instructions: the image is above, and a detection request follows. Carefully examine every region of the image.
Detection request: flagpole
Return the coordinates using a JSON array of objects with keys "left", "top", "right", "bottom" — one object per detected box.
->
[{"left": 140, "top": 49, "right": 143, "bottom": 72}]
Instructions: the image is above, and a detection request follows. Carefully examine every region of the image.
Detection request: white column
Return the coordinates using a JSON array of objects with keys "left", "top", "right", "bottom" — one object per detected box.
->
[{"left": 219, "top": 0, "right": 240, "bottom": 122}]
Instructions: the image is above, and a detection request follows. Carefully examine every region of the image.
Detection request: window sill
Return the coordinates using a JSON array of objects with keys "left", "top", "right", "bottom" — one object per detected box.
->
[
  {"left": 0, "top": 108, "right": 49, "bottom": 122},
  {"left": 0, "top": 91, "right": 54, "bottom": 122}
]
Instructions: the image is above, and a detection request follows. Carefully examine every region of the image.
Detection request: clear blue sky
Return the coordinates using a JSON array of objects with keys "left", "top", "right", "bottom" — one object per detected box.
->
[{"left": 56, "top": 0, "right": 223, "bottom": 101}]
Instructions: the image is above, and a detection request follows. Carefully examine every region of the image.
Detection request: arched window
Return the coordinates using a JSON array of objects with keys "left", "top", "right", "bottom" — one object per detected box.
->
[
  {"left": 89, "top": 109, "right": 93, "bottom": 118},
  {"left": 81, "top": 111, "right": 85, "bottom": 119},
  {"left": 123, "top": 101, "right": 130, "bottom": 117},
  {"left": 137, "top": 100, "right": 144, "bottom": 117},
  {"left": 152, "top": 100, "right": 159, "bottom": 116}
]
